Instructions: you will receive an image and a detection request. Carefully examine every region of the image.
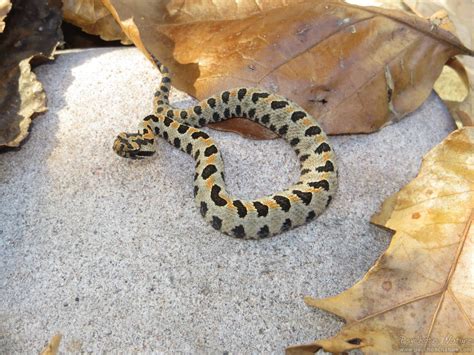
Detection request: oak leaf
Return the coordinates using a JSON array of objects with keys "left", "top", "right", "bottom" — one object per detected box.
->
[
  {"left": 287, "top": 127, "right": 474, "bottom": 354},
  {"left": 102, "top": 0, "right": 473, "bottom": 138}
]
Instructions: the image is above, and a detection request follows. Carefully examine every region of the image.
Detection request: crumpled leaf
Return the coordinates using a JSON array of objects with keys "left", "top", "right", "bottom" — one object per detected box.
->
[
  {"left": 102, "top": 0, "right": 473, "bottom": 138},
  {"left": 62, "top": 0, "right": 131, "bottom": 44},
  {"left": 0, "top": 0, "right": 62, "bottom": 148},
  {"left": 404, "top": 0, "right": 474, "bottom": 127},
  {"left": 287, "top": 127, "right": 474, "bottom": 354},
  {"left": 0, "top": 0, "right": 11, "bottom": 32}
]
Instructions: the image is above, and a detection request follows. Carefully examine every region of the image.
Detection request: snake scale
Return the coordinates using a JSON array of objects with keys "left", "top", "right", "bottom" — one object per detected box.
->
[{"left": 113, "top": 54, "right": 337, "bottom": 239}]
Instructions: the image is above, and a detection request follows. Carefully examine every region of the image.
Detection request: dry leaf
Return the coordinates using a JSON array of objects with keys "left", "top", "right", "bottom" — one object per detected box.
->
[
  {"left": 287, "top": 128, "right": 474, "bottom": 354},
  {"left": 0, "top": 0, "right": 11, "bottom": 32},
  {"left": 102, "top": 0, "right": 473, "bottom": 138},
  {"left": 0, "top": 0, "right": 62, "bottom": 148},
  {"left": 40, "top": 334, "right": 62, "bottom": 355},
  {"left": 404, "top": 0, "right": 474, "bottom": 127},
  {"left": 346, "top": 0, "right": 406, "bottom": 11},
  {"left": 62, "top": 0, "right": 131, "bottom": 44}
]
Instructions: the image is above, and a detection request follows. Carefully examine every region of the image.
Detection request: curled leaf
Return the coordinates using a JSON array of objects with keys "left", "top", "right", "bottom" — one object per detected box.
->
[
  {"left": 103, "top": 0, "right": 473, "bottom": 138},
  {"left": 0, "top": 0, "right": 62, "bottom": 148},
  {"left": 288, "top": 128, "right": 474, "bottom": 353},
  {"left": 404, "top": 0, "right": 474, "bottom": 127},
  {"left": 62, "top": 0, "right": 131, "bottom": 44}
]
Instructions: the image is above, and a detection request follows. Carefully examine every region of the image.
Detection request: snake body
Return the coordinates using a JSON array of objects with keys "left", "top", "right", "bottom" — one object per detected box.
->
[{"left": 113, "top": 55, "right": 337, "bottom": 239}]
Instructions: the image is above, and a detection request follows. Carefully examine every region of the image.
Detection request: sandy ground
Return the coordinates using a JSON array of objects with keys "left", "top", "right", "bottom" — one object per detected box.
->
[{"left": 0, "top": 48, "right": 455, "bottom": 353}]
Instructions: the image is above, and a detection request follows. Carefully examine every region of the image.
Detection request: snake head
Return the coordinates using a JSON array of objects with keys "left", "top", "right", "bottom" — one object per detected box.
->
[{"left": 113, "top": 132, "right": 155, "bottom": 159}]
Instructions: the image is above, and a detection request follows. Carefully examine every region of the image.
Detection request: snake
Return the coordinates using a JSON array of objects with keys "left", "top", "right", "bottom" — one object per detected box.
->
[{"left": 113, "top": 54, "right": 337, "bottom": 239}]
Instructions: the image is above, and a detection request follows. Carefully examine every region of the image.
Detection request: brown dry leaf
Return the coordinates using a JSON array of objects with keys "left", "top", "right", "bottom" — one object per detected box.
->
[
  {"left": 0, "top": 0, "right": 62, "bottom": 148},
  {"left": 62, "top": 0, "right": 131, "bottom": 44},
  {"left": 102, "top": 0, "right": 473, "bottom": 139},
  {"left": 40, "top": 333, "right": 62, "bottom": 355},
  {"left": 287, "top": 127, "right": 474, "bottom": 354},
  {"left": 404, "top": 0, "right": 474, "bottom": 127},
  {"left": 0, "top": 0, "right": 11, "bottom": 32}
]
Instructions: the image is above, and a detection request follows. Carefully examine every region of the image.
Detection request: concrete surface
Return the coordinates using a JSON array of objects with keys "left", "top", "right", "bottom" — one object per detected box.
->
[{"left": 0, "top": 48, "right": 455, "bottom": 353}]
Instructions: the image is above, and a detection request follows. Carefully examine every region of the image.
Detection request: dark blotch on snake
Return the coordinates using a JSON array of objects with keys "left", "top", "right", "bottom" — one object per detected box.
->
[
  {"left": 273, "top": 196, "right": 291, "bottom": 212},
  {"left": 178, "top": 125, "right": 189, "bottom": 134},
  {"left": 233, "top": 200, "right": 247, "bottom": 218},
  {"left": 204, "top": 145, "right": 218, "bottom": 157},
  {"left": 202, "top": 165, "right": 217, "bottom": 179},
  {"left": 290, "top": 138, "right": 300, "bottom": 146},
  {"left": 211, "top": 216, "right": 222, "bottom": 230},
  {"left": 253, "top": 202, "right": 269, "bottom": 217},
  {"left": 186, "top": 143, "right": 193, "bottom": 154},
  {"left": 305, "top": 126, "right": 322, "bottom": 136},
  {"left": 271, "top": 101, "right": 289, "bottom": 110},
  {"left": 293, "top": 190, "right": 312, "bottom": 205},
  {"left": 261, "top": 114, "right": 270, "bottom": 124},
  {"left": 281, "top": 219, "right": 292, "bottom": 232},
  {"left": 173, "top": 138, "right": 181, "bottom": 148},
  {"left": 237, "top": 88, "right": 247, "bottom": 101},
  {"left": 194, "top": 106, "right": 202, "bottom": 115},
  {"left": 191, "top": 131, "right": 209, "bottom": 140},
  {"left": 232, "top": 225, "right": 246, "bottom": 238},
  {"left": 235, "top": 105, "right": 242, "bottom": 116},
  {"left": 326, "top": 196, "right": 332, "bottom": 208},
  {"left": 306, "top": 211, "right": 316, "bottom": 222},
  {"left": 221, "top": 91, "right": 230, "bottom": 104},
  {"left": 164, "top": 117, "right": 173, "bottom": 126},
  {"left": 299, "top": 154, "right": 310, "bottom": 162},
  {"left": 251, "top": 92, "right": 270, "bottom": 103},
  {"left": 207, "top": 98, "right": 217, "bottom": 108},
  {"left": 278, "top": 125, "right": 288, "bottom": 135},
  {"left": 316, "top": 161, "right": 334, "bottom": 173},
  {"left": 308, "top": 180, "right": 330, "bottom": 191},
  {"left": 258, "top": 225, "right": 270, "bottom": 238},
  {"left": 315, "top": 142, "right": 331, "bottom": 154},
  {"left": 211, "top": 185, "right": 227, "bottom": 206},
  {"left": 291, "top": 111, "right": 306, "bottom": 122},
  {"left": 200, "top": 201, "right": 208, "bottom": 217}
]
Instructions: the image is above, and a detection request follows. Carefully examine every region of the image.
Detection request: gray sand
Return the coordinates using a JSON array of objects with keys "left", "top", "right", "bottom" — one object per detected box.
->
[{"left": 0, "top": 48, "right": 455, "bottom": 353}]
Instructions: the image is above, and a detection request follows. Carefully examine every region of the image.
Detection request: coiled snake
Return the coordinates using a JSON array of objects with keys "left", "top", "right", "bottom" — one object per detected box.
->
[{"left": 113, "top": 54, "right": 337, "bottom": 239}]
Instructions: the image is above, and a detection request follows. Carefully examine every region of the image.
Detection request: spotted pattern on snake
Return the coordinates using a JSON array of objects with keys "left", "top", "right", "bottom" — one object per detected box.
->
[{"left": 113, "top": 54, "right": 337, "bottom": 239}]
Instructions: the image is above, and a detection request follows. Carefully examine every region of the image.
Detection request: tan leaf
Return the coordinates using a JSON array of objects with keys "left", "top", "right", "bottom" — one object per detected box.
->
[
  {"left": 404, "top": 0, "right": 474, "bottom": 127},
  {"left": 0, "top": 0, "right": 11, "bottom": 32},
  {"left": 0, "top": 0, "right": 62, "bottom": 148},
  {"left": 62, "top": 0, "right": 131, "bottom": 44},
  {"left": 40, "top": 334, "right": 62, "bottom": 355},
  {"left": 287, "top": 128, "right": 474, "bottom": 353},
  {"left": 102, "top": 0, "right": 473, "bottom": 139}
]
